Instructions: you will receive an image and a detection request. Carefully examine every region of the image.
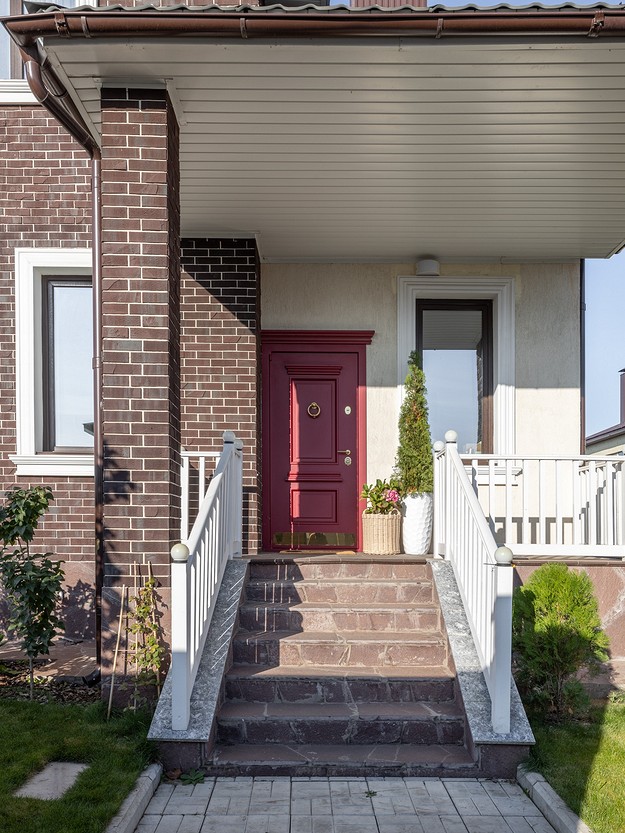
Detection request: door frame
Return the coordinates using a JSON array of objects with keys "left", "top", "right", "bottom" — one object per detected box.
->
[
  {"left": 397, "top": 276, "right": 516, "bottom": 454},
  {"left": 261, "top": 330, "right": 374, "bottom": 552}
]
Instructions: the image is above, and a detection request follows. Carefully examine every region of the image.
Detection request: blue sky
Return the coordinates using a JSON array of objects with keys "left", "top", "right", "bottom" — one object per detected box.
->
[{"left": 585, "top": 255, "right": 625, "bottom": 435}]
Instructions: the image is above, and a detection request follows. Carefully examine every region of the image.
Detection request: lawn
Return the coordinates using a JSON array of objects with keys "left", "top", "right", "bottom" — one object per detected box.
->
[
  {"left": 0, "top": 699, "right": 156, "bottom": 833},
  {"left": 529, "top": 699, "right": 625, "bottom": 833}
]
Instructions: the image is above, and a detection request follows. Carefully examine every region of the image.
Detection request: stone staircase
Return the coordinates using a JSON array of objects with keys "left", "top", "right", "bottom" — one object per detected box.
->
[{"left": 206, "top": 555, "right": 479, "bottom": 776}]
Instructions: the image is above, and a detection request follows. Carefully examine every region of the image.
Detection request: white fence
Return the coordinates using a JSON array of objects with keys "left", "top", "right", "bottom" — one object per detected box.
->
[
  {"left": 180, "top": 449, "right": 221, "bottom": 542},
  {"left": 434, "top": 432, "right": 513, "bottom": 734},
  {"left": 461, "top": 453, "right": 625, "bottom": 556},
  {"left": 170, "top": 431, "right": 243, "bottom": 730}
]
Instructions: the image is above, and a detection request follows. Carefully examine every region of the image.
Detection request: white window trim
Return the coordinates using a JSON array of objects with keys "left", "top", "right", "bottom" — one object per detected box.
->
[
  {"left": 0, "top": 80, "right": 37, "bottom": 105},
  {"left": 397, "top": 275, "right": 516, "bottom": 455},
  {"left": 11, "top": 248, "right": 94, "bottom": 477}
]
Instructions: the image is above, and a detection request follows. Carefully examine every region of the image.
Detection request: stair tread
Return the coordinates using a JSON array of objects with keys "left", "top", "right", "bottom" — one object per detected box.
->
[
  {"left": 235, "top": 630, "right": 445, "bottom": 643},
  {"left": 240, "top": 601, "right": 438, "bottom": 611},
  {"left": 211, "top": 742, "right": 475, "bottom": 767},
  {"left": 227, "top": 663, "right": 454, "bottom": 679},
  {"left": 219, "top": 701, "right": 462, "bottom": 720},
  {"left": 247, "top": 578, "right": 432, "bottom": 584}
]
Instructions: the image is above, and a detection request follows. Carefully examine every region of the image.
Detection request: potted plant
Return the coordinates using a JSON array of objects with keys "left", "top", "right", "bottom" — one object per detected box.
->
[
  {"left": 360, "top": 478, "right": 402, "bottom": 555},
  {"left": 395, "top": 351, "right": 433, "bottom": 555}
]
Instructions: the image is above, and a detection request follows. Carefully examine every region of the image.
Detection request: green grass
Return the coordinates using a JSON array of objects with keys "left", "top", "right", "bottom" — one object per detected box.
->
[
  {"left": 529, "top": 700, "right": 625, "bottom": 833},
  {"left": 0, "top": 700, "right": 156, "bottom": 833}
]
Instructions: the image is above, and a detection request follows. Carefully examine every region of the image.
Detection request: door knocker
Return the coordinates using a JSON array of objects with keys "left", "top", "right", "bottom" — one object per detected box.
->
[{"left": 307, "top": 401, "right": 321, "bottom": 419}]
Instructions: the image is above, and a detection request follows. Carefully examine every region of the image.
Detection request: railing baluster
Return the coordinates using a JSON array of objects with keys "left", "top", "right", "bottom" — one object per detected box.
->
[
  {"left": 523, "top": 459, "right": 530, "bottom": 545},
  {"left": 505, "top": 458, "right": 512, "bottom": 545},
  {"left": 555, "top": 460, "right": 563, "bottom": 545}
]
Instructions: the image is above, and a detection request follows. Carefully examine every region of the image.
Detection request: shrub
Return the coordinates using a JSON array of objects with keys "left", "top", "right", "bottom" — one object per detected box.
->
[{"left": 512, "top": 563, "right": 609, "bottom": 720}]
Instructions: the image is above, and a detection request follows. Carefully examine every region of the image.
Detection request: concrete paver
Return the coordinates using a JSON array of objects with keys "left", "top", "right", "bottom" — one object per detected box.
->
[{"left": 135, "top": 777, "right": 557, "bottom": 833}]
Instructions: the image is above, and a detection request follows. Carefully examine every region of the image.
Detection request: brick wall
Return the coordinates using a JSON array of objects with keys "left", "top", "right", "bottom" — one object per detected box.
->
[
  {"left": 0, "top": 104, "right": 95, "bottom": 638},
  {"left": 180, "top": 238, "right": 261, "bottom": 554},
  {"left": 99, "top": 88, "right": 181, "bottom": 667}
]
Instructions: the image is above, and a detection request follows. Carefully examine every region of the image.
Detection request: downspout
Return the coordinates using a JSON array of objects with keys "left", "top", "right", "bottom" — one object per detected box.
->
[
  {"left": 21, "top": 48, "right": 104, "bottom": 665},
  {"left": 92, "top": 150, "right": 103, "bottom": 668}
]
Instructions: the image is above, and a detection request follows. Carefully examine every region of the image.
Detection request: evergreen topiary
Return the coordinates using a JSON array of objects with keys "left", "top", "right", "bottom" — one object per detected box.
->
[
  {"left": 512, "top": 563, "right": 609, "bottom": 721},
  {"left": 395, "top": 351, "right": 433, "bottom": 494}
]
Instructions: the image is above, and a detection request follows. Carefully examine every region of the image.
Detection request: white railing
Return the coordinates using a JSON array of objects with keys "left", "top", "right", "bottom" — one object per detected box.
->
[
  {"left": 434, "top": 431, "right": 513, "bottom": 734},
  {"left": 461, "top": 453, "right": 625, "bottom": 557},
  {"left": 170, "top": 431, "right": 243, "bottom": 730},
  {"left": 180, "top": 449, "right": 221, "bottom": 542}
]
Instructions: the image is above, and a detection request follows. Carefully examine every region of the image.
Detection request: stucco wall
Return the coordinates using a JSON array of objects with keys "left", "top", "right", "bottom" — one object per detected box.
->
[{"left": 261, "top": 261, "right": 581, "bottom": 480}]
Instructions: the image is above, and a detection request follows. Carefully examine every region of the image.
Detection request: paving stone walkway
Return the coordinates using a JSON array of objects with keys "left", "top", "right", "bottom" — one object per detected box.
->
[{"left": 136, "top": 776, "right": 557, "bottom": 833}]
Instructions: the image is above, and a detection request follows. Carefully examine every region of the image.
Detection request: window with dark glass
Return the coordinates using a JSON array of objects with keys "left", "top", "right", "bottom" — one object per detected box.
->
[
  {"left": 42, "top": 278, "right": 93, "bottom": 451},
  {"left": 416, "top": 299, "right": 493, "bottom": 454}
]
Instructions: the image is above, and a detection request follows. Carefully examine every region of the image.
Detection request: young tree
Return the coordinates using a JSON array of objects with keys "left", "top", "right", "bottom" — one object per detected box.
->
[{"left": 0, "top": 487, "right": 64, "bottom": 699}]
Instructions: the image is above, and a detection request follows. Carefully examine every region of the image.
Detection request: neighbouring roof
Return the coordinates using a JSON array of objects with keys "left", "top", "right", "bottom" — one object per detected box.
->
[{"left": 16, "top": 1, "right": 625, "bottom": 13}]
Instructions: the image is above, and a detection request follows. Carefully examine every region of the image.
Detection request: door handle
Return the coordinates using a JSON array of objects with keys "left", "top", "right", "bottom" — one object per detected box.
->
[{"left": 338, "top": 449, "right": 351, "bottom": 455}]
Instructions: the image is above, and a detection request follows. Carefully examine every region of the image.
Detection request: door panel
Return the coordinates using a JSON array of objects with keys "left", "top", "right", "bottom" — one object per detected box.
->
[{"left": 264, "top": 346, "right": 360, "bottom": 551}]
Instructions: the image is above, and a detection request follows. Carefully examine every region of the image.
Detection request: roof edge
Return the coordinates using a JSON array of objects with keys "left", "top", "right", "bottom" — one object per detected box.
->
[{"left": 4, "top": 5, "right": 625, "bottom": 45}]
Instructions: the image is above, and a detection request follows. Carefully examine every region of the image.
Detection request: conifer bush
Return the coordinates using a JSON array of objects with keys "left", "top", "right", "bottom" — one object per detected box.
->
[
  {"left": 512, "top": 563, "right": 609, "bottom": 720},
  {"left": 395, "top": 350, "right": 433, "bottom": 494}
]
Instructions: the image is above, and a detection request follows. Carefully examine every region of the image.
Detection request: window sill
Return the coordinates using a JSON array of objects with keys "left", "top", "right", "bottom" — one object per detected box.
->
[
  {"left": 0, "top": 80, "right": 37, "bottom": 105},
  {"left": 10, "top": 454, "right": 94, "bottom": 477}
]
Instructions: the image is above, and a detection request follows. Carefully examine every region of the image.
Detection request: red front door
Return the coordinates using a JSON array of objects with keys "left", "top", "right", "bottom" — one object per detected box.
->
[{"left": 262, "top": 332, "right": 373, "bottom": 552}]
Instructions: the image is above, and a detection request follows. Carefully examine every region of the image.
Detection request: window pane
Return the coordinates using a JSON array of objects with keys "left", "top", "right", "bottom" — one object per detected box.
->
[
  {"left": 0, "top": 0, "right": 11, "bottom": 79},
  {"left": 50, "top": 284, "right": 93, "bottom": 448},
  {"left": 421, "top": 309, "right": 484, "bottom": 453}
]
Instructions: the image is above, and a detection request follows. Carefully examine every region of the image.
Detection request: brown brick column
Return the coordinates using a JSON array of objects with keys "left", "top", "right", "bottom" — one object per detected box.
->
[{"left": 99, "top": 88, "right": 180, "bottom": 674}]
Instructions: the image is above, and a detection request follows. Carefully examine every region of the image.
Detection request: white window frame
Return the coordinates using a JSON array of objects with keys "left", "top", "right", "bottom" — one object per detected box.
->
[
  {"left": 0, "top": 80, "right": 36, "bottom": 105},
  {"left": 11, "top": 248, "right": 94, "bottom": 477},
  {"left": 397, "top": 275, "right": 516, "bottom": 455}
]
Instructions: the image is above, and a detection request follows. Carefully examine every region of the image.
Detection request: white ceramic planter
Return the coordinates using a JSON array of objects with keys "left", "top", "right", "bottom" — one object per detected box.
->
[{"left": 402, "top": 492, "right": 433, "bottom": 555}]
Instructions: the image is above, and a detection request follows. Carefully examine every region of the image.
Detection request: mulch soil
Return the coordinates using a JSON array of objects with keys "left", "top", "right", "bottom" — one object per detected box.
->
[{"left": 0, "top": 659, "right": 100, "bottom": 705}]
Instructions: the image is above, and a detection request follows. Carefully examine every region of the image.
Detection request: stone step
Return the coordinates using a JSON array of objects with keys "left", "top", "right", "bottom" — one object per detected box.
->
[
  {"left": 207, "top": 743, "right": 478, "bottom": 778},
  {"left": 232, "top": 630, "right": 448, "bottom": 668},
  {"left": 244, "top": 579, "right": 434, "bottom": 605},
  {"left": 225, "top": 664, "right": 456, "bottom": 704},
  {"left": 238, "top": 601, "right": 441, "bottom": 633},
  {"left": 216, "top": 701, "right": 464, "bottom": 746},
  {"left": 249, "top": 558, "right": 430, "bottom": 582}
]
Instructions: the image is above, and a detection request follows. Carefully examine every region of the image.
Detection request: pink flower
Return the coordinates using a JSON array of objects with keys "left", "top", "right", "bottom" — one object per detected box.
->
[{"left": 385, "top": 489, "right": 400, "bottom": 504}]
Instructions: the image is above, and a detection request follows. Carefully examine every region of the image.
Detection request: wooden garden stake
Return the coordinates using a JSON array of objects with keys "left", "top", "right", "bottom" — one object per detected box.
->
[{"left": 107, "top": 584, "right": 127, "bottom": 720}]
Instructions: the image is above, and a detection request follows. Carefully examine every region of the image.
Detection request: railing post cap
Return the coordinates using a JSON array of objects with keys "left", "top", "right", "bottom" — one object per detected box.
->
[
  {"left": 235, "top": 439, "right": 244, "bottom": 451},
  {"left": 433, "top": 440, "right": 445, "bottom": 452},
  {"left": 445, "top": 430, "right": 458, "bottom": 444},
  {"left": 494, "top": 545, "right": 514, "bottom": 565},
  {"left": 223, "top": 430, "right": 236, "bottom": 444},
  {"left": 171, "top": 542, "right": 190, "bottom": 562}
]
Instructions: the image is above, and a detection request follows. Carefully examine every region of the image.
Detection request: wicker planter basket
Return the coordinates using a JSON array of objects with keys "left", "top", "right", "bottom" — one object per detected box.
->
[{"left": 361, "top": 510, "right": 401, "bottom": 555}]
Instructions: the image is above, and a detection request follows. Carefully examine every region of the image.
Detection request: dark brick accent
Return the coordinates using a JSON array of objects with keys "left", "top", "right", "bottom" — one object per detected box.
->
[{"left": 180, "top": 238, "right": 261, "bottom": 554}]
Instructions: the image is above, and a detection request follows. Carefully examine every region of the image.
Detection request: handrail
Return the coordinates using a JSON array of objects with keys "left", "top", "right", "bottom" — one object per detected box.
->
[
  {"left": 169, "top": 431, "right": 243, "bottom": 730},
  {"left": 434, "top": 431, "right": 513, "bottom": 734}
]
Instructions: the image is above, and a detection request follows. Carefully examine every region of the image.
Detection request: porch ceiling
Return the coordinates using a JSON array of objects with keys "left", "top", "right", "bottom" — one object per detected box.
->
[{"left": 44, "top": 33, "right": 625, "bottom": 262}]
